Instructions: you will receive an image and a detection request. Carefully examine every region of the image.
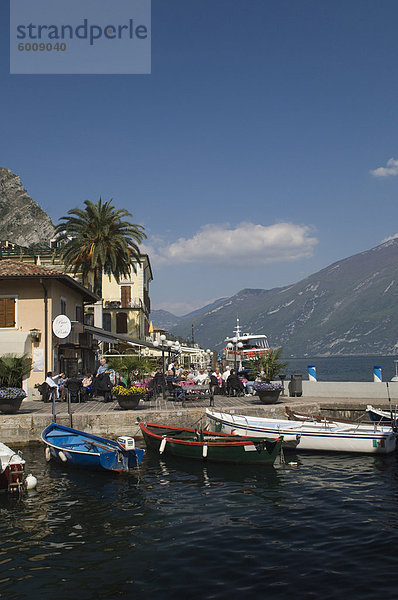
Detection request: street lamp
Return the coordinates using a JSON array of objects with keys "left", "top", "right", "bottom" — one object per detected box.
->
[{"left": 228, "top": 338, "right": 243, "bottom": 372}]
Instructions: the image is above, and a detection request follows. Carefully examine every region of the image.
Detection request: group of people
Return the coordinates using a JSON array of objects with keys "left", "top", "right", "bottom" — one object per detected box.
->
[
  {"left": 160, "top": 362, "right": 252, "bottom": 398},
  {"left": 41, "top": 358, "right": 113, "bottom": 403}
]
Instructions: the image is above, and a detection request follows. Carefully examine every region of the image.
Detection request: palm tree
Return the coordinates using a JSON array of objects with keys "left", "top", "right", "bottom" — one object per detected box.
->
[
  {"left": 55, "top": 199, "right": 146, "bottom": 297},
  {"left": 255, "top": 347, "right": 288, "bottom": 381}
]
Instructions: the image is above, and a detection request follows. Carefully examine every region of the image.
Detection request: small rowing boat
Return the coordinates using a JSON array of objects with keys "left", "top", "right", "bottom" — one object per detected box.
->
[
  {"left": 41, "top": 423, "right": 144, "bottom": 472},
  {"left": 366, "top": 404, "right": 398, "bottom": 424},
  {"left": 206, "top": 409, "right": 397, "bottom": 454},
  {"left": 139, "top": 422, "right": 282, "bottom": 465}
]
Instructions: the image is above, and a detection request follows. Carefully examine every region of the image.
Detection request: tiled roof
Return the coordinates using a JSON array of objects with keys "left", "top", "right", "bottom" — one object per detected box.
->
[{"left": 0, "top": 260, "right": 63, "bottom": 277}]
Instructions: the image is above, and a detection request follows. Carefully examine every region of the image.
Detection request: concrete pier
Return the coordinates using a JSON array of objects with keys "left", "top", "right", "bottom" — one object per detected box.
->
[{"left": 1, "top": 380, "right": 396, "bottom": 445}]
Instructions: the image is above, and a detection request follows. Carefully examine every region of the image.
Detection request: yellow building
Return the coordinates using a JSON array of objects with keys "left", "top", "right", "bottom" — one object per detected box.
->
[
  {"left": 0, "top": 260, "right": 99, "bottom": 393},
  {"left": 85, "top": 254, "right": 153, "bottom": 340}
]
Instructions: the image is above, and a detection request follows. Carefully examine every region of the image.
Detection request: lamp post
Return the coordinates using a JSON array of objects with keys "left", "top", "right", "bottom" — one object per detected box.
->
[
  {"left": 228, "top": 338, "right": 243, "bottom": 372},
  {"left": 153, "top": 334, "right": 168, "bottom": 399}
]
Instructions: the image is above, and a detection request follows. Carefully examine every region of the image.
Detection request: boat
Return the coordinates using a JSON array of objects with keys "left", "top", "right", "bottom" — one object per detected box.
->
[
  {"left": 366, "top": 404, "right": 398, "bottom": 424},
  {"left": 0, "top": 442, "right": 37, "bottom": 492},
  {"left": 41, "top": 423, "right": 144, "bottom": 472},
  {"left": 139, "top": 422, "right": 283, "bottom": 465},
  {"left": 206, "top": 409, "right": 397, "bottom": 454},
  {"left": 285, "top": 406, "right": 371, "bottom": 427},
  {"left": 223, "top": 317, "right": 270, "bottom": 370}
]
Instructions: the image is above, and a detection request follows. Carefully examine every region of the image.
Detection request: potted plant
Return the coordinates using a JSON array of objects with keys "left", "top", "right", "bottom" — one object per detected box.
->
[
  {"left": 112, "top": 384, "right": 147, "bottom": 410},
  {"left": 252, "top": 348, "right": 287, "bottom": 404},
  {"left": 0, "top": 353, "right": 32, "bottom": 414}
]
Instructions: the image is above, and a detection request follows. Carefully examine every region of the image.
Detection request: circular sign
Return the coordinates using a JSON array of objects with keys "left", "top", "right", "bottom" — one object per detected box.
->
[{"left": 52, "top": 315, "right": 72, "bottom": 339}]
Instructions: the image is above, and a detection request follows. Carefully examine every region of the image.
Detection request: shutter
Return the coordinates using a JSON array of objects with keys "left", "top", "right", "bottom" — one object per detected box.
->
[
  {"left": 0, "top": 298, "right": 16, "bottom": 327},
  {"left": 121, "top": 285, "right": 131, "bottom": 308}
]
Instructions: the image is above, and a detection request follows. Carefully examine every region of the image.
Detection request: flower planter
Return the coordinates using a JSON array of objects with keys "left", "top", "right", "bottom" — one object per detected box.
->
[
  {"left": 256, "top": 389, "right": 282, "bottom": 404},
  {"left": 116, "top": 394, "right": 142, "bottom": 410},
  {"left": 0, "top": 388, "right": 26, "bottom": 414}
]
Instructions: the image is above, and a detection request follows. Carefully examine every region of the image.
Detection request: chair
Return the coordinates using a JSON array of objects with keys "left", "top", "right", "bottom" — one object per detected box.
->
[
  {"left": 38, "top": 382, "right": 56, "bottom": 403},
  {"left": 65, "top": 378, "right": 83, "bottom": 403}
]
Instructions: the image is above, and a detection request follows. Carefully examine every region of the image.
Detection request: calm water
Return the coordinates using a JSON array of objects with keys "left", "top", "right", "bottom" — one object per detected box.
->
[
  {"left": 283, "top": 354, "right": 398, "bottom": 382},
  {"left": 2, "top": 445, "right": 398, "bottom": 599}
]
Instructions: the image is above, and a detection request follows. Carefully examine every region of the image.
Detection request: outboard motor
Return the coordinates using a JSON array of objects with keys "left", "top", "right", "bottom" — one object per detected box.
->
[{"left": 117, "top": 436, "right": 135, "bottom": 451}]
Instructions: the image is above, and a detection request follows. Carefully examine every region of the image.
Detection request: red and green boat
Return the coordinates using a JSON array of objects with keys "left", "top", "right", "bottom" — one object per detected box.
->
[{"left": 139, "top": 422, "right": 283, "bottom": 465}]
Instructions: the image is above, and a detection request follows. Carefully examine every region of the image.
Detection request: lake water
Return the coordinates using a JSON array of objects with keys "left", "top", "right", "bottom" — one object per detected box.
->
[
  {"left": 2, "top": 444, "right": 398, "bottom": 599},
  {"left": 282, "top": 355, "right": 398, "bottom": 382}
]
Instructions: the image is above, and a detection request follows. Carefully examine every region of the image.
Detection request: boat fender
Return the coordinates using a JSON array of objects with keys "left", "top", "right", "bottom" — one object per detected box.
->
[
  {"left": 25, "top": 474, "right": 38, "bottom": 490},
  {"left": 58, "top": 451, "right": 68, "bottom": 463},
  {"left": 159, "top": 437, "right": 167, "bottom": 454},
  {"left": 203, "top": 443, "right": 208, "bottom": 458},
  {"left": 45, "top": 447, "right": 51, "bottom": 462}
]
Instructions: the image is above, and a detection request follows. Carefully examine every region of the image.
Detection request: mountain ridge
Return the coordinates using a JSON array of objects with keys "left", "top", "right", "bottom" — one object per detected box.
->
[{"left": 155, "top": 239, "right": 398, "bottom": 356}]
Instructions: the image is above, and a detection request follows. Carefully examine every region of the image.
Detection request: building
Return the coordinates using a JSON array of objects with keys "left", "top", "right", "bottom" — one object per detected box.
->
[
  {"left": 0, "top": 260, "right": 99, "bottom": 392},
  {"left": 85, "top": 254, "right": 153, "bottom": 340},
  {"left": 0, "top": 242, "right": 153, "bottom": 343}
]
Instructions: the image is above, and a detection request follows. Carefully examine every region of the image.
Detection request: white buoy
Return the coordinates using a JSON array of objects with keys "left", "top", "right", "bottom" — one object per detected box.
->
[
  {"left": 25, "top": 474, "right": 38, "bottom": 490},
  {"left": 159, "top": 437, "right": 167, "bottom": 454},
  {"left": 203, "top": 443, "right": 208, "bottom": 458},
  {"left": 45, "top": 447, "right": 51, "bottom": 462},
  {"left": 58, "top": 451, "right": 67, "bottom": 462}
]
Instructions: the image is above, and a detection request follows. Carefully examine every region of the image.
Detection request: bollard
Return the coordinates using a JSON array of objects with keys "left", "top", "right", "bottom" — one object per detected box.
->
[
  {"left": 308, "top": 365, "right": 317, "bottom": 382},
  {"left": 373, "top": 366, "right": 382, "bottom": 382}
]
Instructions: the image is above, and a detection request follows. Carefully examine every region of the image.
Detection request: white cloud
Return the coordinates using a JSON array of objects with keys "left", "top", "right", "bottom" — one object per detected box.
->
[
  {"left": 370, "top": 157, "right": 398, "bottom": 177},
  {"left": 144, "top": 222, "right": 318, "bottom": 268}
]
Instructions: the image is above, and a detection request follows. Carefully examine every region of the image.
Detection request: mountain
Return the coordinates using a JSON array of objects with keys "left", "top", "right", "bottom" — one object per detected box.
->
[
  {"left": 150, "top": 298, "right": 227, "bottom": 332},
  {"left": 169, "top": 239, "right": 398, "bottom": 356},
  {"left": 150, "top": 309, "right": 182, "bottom": 330},
  {"left": 0, "top": 168, "right": 55, "bottom": 246}
]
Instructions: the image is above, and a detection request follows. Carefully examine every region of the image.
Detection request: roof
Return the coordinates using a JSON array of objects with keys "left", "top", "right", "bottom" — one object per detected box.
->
[{"left": 0, "top": 260, "right": 99, "bottom": 302}]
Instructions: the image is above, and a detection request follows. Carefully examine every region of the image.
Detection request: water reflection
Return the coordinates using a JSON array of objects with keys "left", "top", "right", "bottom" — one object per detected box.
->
[{"left": 2, "top": 445, "right": 398, "bottom": 599}]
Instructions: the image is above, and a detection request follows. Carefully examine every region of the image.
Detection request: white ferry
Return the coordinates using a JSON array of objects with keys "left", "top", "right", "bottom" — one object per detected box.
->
[{"left": 223, "top": 318, "right": 270, "bottom": 369}]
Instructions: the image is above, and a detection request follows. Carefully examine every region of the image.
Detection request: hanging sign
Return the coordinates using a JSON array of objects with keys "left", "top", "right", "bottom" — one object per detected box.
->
[{"left": 52, "top": 315, "right": 72, "bottom": 339}]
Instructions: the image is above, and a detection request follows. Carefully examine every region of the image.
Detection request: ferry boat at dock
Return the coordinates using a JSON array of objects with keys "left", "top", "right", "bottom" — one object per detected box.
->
[{"left": 223, "top": 318, "right": 270, "bottom": 370}]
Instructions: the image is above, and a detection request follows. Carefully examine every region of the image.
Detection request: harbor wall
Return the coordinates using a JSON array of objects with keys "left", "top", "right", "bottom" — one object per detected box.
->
[{"left": 300, "top": 381, "right": 398, "bottom": 399}]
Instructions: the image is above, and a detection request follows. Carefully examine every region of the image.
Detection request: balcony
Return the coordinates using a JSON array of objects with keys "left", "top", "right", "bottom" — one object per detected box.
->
[{"left": 104, "top": 298, "right": 144, "bottom": 310}]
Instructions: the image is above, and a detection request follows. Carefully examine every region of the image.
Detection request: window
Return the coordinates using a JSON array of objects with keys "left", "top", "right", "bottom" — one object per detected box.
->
[
  {"left": 116, "top": 312, "right": 128, "bottom": 334},
  {"left": 84, "top": 313, "right": 94, "bottom": 326},
  {"left": 75, "top": 305, "right": 83, "bottom": 323},
  {"left": 0, "top": 297, "right": 16, "bottom": 328},
  {"left": 103, "top": 313, "right": 111, "bottom": 331},
  {"left": 121, "top": 285, "right": 132, "bottom": 308},
  {"left": 60, "top": 298, "right": 67, "bottom": 315}
]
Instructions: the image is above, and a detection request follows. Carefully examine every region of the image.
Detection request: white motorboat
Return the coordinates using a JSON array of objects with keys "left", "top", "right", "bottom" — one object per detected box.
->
[
  {"left": 206, "top": 409, "right": 397, "bottom": 454},
  {"left": 223, "top": 318, "right": 270, "bottom": 370}
]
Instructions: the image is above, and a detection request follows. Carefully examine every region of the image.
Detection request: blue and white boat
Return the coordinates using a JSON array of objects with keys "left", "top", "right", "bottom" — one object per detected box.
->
[
  {"left": 41, "top": 423, "right": 144, "bottom": 472},
  {"left": 366, "top": 404, "right": 397, "bottom": 424},
  {"left": 206, "top": 409, "right": 397, "bottom": 454}
]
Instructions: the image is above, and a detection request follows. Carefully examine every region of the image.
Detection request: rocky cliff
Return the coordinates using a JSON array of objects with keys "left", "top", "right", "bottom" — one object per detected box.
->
[{"left": 0, "top": 168, "right": 55, "bottom": 247}]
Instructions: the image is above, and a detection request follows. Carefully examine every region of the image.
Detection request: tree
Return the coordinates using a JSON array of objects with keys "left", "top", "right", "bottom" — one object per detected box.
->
[
  {"left": 253, "top": 347, "right": 288, "bottom": 382},
  {"left": 55, "top": 198, "right": 146, "bottom": 297},
  {"left": 0, "top": 353, "right": 32, "bottom": 387},
  {"left": 107, "top": 355, "right": 153, "bottom": 386}
]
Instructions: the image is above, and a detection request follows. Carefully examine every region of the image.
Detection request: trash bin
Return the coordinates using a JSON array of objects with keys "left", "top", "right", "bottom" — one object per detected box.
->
[{"left": 289, "top": 373, "right": 303, "bottom": 397}]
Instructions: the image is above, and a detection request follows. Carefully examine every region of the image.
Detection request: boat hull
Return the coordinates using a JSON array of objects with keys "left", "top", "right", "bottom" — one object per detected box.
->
[
  {"left": 41, "top": 423, "right": 144, "bottom": 472},
  {"left": 0, "top": 442, "right": 25, "bottom": 492},
  {"left": 366, "top": 405, "right": 396, "bottom": 424},
  {"left": 206, "top": 410, "right": 397, "bottom": 454},
  {"left": 140, "top": 422, "right": 282, "bottom": 465}
]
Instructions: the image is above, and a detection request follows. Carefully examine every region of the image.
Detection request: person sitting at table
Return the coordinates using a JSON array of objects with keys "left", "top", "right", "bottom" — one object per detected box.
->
[
  {"left": 81, "top": 372, "right": 93, "bottom": 401},
  {"left": 226, "top": 369, "right": 245, "bottom": 396},
  {"left": 165, "top": 369, "right": 183, "bottom": 400},
  {"left": 210, "top": 368, "right": 225, "bottom": 395},
  {"left": 194, "top": 368, "right": 208, "bottom": 385}
]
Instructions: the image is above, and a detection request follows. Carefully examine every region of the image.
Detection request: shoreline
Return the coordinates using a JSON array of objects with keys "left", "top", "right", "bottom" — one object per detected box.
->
[{"left": 1, "top": 384, "right": 394, "bottom": 445}]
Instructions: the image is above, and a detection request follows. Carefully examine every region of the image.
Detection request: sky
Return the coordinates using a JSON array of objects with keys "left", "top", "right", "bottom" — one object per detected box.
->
[{"left": 2, "top": 0, "right": 398, "bottom": 315}]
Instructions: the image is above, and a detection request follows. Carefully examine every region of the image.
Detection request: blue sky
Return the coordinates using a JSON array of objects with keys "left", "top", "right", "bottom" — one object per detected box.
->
[{"left": 2, "top": 0, "right": 398, "bottom": 315}]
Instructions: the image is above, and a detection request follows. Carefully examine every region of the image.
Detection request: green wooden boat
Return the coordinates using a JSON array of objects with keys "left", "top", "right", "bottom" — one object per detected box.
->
[{"left": 139, "top": 422, "right": 283, "bottom": 465}]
